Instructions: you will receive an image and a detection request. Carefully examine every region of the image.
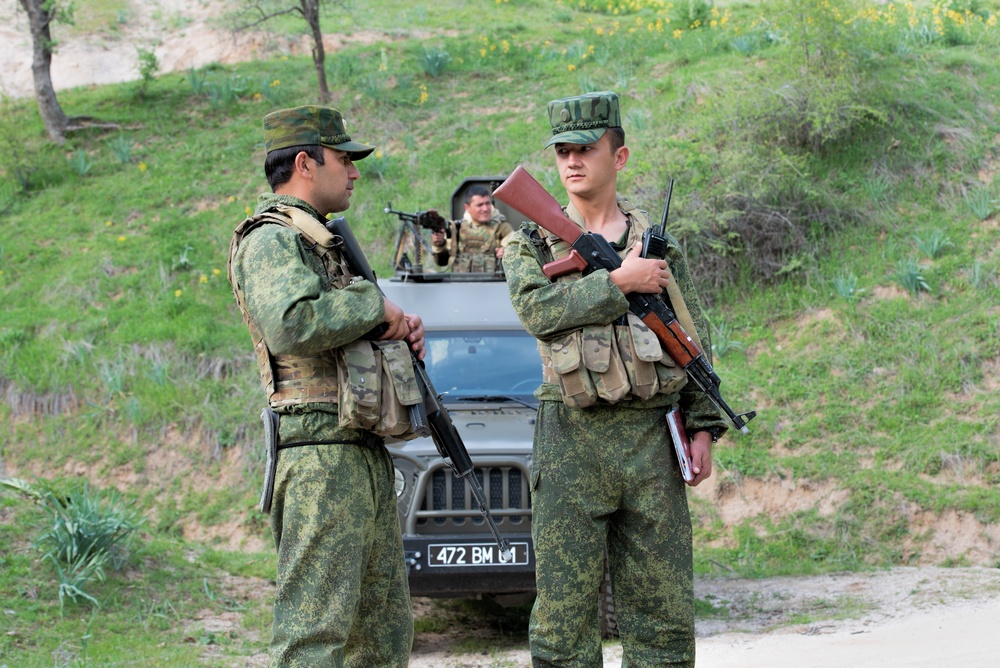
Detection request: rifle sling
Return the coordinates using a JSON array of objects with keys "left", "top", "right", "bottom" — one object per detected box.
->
[{"left": 662, "top": 264, "right": 704, "bottom": 352}]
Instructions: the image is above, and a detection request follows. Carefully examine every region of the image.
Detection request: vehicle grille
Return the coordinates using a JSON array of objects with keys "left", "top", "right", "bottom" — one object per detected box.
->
[{"left": 416, "top": 465, "right": 531, "bottom": 531}]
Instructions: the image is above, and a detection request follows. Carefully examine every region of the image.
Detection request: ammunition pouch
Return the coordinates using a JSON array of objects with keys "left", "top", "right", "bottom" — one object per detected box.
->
[
  {"left": 541, "top": 314, "right": 687, "bottom": 408},
  {"left": 337, "top": 339, "right": 423, "bottom": 440}
]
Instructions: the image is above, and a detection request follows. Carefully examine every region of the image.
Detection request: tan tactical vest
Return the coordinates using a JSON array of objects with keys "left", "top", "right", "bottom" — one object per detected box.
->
[
  {"left": 452, "top": 210, "right": 507, "bottom": 273},
  {"left": 227, "top": 206, "right": 422, "bottom": 438},
  {"left": 536, "top": 197, "right": 693, "bottom": 408}
]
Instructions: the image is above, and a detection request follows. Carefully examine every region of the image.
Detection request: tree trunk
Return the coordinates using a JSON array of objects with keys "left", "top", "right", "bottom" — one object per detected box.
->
[
  {"left": 301, "top": 0, "right": 330, "bottom": 104},
  {"left": 19, "top": 0, "right": 69, "bottom": 144}
]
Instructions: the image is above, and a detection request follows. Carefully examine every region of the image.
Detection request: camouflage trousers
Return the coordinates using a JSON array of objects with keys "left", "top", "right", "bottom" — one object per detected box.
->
[
  {"left": 530, "top": 401, "right": 694, "bottom": 668},
  {"left": 268, "top": 440, "right": 413, "bottom": 668}
]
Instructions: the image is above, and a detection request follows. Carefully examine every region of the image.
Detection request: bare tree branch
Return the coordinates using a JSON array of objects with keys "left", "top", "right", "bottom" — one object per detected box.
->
[{"left": 231, "top": 0, "right": 344, "bottom": 103}]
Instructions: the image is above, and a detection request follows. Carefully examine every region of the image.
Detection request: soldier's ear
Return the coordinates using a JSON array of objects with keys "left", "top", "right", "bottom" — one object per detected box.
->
[
  {"left": 293, "top": 150, "right": 314, "bottom": 179},
  {"left": 613, "top": 146, "right": 629, "bottom": 171}
]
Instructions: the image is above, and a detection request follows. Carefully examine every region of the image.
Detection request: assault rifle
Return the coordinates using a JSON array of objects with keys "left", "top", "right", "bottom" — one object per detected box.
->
[
  {"left": 326, "top": 216, "right": 514, "bottom": 562},
  {"left": 493, "top": 166, "right": 756, "bottom": 434},
  {"left": 385, "top": 203, "right": 449, "bottom": 273}
]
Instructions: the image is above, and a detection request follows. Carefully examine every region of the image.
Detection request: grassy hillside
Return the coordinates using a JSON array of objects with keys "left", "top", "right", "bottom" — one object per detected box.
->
[{"left": 2, "top": 0, "right": 999, "bottom": 664}]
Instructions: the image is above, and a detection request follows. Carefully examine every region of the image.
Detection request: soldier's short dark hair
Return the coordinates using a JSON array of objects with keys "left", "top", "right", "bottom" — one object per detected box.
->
[
  {"left": 264, "top": 144, "right": 326, "bottom": 191},
  {"left": 606, "top": 126, "right": 626, "bottom": 154},
  {"left": 465, "top": 185, "right": 492, "bottom": 204}
]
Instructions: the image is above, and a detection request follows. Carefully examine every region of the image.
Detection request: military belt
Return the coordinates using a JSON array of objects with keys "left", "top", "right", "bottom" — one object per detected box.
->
[{"left": 259, "top": 406, "right": 384, "bottom": 514}]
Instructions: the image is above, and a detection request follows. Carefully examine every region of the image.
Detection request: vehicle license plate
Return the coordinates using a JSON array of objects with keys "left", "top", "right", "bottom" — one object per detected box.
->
[{"left": 427, "top": 541, "right": 530, "bottom": 567}]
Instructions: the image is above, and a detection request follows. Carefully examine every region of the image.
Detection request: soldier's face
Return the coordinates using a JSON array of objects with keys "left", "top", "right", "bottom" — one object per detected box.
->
[
  {"left": 464, "top": 195, "right": 493, "bottom": 224},
  {"left": 554, "top": 134, "right": 626, "bottom": 198},
  {"left": 312, "top": 147, "right": 360, "bottom": 215}
]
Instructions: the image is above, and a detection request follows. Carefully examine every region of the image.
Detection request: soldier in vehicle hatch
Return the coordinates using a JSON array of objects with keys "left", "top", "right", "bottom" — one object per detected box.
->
[
  {"left": 227, "top": 105, "right": 424, "bottom": 667},
  {"left": 502, "top": 91, "right": 728, "bottom": 667},
  {"left": 431, "top": 184, "right": 514, "bottom": 273}
]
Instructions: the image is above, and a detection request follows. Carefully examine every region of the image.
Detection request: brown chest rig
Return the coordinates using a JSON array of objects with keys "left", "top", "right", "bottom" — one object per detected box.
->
[
  {"left": 227, "top": 206, "right": 421, "bottom": 439},
  {"left": 536, "top": 197, "right": 691, "bottom": 408}
]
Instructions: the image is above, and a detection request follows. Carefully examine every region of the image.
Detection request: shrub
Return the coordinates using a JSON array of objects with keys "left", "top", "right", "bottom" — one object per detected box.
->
[{"left": 1, "top": 478, "right": 145, "bottom": 611}]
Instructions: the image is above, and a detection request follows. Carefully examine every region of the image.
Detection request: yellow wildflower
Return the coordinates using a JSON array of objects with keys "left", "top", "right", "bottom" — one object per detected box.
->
[
  {"left": 138, "top": 162, "right": 148, "bottom": 172},
  {"left": 568, "top": 64, "right": 577, "bottom": 71},
  {"left": 245, "top": 206, "right": 253, "bottom": 216},
  {"left": 199, "top": 274, "right": 208, "bottom": 284},
  {"left": 174, "top": 289, "right": 182, "bottom": 298},
  {"left": 271, "top": 79, "right": 280, "bottom": 87},
  {"left": 105, "top": 220, "right": 113, "bottom": 226},
  {"left": 213, "top": 268, "right": 221, "bottom": 276},
  {"left": 117, "top": 235, "right": 126, "bottom": 242}
]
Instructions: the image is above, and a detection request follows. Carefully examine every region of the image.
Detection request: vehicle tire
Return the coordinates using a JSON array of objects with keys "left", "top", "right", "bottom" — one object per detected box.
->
[{"left": 599, "top": 553, "right": 619, "bottom": 639}]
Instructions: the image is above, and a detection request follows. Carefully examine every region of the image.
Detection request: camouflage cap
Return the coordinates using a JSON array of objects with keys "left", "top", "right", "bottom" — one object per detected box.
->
[
  {"left": 262, "top": 105, "right": 375, "bottom": 160},
  {"left": 544, "top": 91, "right": 622, "bottom": 148}
]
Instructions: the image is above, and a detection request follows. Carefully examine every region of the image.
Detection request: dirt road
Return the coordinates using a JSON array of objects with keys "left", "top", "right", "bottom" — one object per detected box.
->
[{"left": 409, "top": 567, "right": 1000, "bottom": 667}]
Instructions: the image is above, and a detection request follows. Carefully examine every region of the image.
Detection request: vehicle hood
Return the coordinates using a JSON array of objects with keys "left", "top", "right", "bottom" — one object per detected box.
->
[{"left": 386, "top": 403, "right": 536, "bottom": 459}]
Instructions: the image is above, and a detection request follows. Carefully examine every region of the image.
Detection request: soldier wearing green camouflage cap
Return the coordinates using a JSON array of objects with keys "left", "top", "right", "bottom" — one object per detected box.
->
[
  {"left": 503, "top": 92, "right": 727, "bottom": 667},
  {"left": 228, "top": 105, "right": 421, "bottom": 667},
  {"left": 263, "top": 105, "right": 376, "bottom": 159},
  {"left": 544, "top": 90, "right": 622, "bottom": 148}
]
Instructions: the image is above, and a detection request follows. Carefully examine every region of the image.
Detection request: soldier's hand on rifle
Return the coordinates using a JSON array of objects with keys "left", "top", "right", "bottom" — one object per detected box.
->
[
  {"left": 381, "top": 298, "right": 412, "bottom": 342},
  {"left": 432, "top": 229, "right": 446, "bottom": 246},
  {"left": 687, "top": 430, "right": 714, "bottom": 487},
  {"left": 404, "top": 313, "right": 426, "bottom": 360},
  {"left": 610, "top": 242, "right": 670, "bottom": 295}
]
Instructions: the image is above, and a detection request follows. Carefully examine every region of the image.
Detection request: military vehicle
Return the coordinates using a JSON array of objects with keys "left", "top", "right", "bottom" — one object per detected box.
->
[{"left": 382, "top": 177, "right": 619, "bottom": 635}]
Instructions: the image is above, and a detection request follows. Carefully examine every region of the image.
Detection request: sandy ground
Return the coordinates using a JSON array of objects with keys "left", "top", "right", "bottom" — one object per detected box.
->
[
  {"left": 1, "top": 1, "right": 260, "bottom": 99},
  {"left": 0, "top": 0, "right": 386, "bottom": 100},
  {"left": 408, "top": 567, "right": 1000, "bottom": 667}
]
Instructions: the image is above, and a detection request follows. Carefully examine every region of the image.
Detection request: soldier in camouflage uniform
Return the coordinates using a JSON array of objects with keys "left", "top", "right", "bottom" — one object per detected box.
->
[
  {"left": 227, "top": 106, "right": 421, "bottom": 667},
  {"left": 431, "top": 185, "right": 514, "bottom": 273},
  {"left": 502, "top": 91, "right": 728, "bottom": 667}
]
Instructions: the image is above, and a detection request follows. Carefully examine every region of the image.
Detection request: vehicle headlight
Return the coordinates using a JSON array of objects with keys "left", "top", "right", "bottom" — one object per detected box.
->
[{"left": 394, "top": 467, "right": 406, "bottom": 498}]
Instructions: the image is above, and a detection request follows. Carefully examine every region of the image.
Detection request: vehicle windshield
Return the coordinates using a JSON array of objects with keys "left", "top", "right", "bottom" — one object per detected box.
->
[{"left": 424, "top": 330, "right": 542, "bottom": 400}]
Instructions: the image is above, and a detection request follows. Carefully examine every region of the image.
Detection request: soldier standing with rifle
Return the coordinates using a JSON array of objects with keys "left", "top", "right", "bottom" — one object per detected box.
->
[
  {"left": 227, "top": 105, "right": 423, "bottom": 667},
  {"left": 500, "top": 91, "right": 731, "bottom": 667}
]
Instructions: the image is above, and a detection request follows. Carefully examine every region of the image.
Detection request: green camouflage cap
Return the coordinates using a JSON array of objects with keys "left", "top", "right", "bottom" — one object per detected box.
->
[
  {"left": 263, "top": 105, "right": 375, "bottom": 160},
  {"left": 544, "top": 91, "right": 622, "bottom": 148}
]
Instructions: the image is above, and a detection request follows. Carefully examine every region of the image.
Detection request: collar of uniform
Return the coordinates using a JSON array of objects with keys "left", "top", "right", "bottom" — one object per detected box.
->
[
  {"left": 564, "top": 199, "right": 632, "bottom": 249},
  {"left": 255, "top": 192, "right": 325, "bottom": 222}
]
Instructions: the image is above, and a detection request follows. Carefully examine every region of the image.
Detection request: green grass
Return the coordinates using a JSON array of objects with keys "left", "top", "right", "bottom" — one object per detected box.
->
[{"left": 2, "top": 0, "right": 1000, "bottom": 663}]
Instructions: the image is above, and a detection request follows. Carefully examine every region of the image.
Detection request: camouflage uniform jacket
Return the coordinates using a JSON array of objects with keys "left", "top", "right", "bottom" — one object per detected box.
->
[
  {"left": 433, "top": 208, "right": 514, "bottom": 272},
  {"left": 503, "top": 195, "right": 726, "bottom": 434},
  {"left": 229, "top": 193, "right": 386, "bottom": 442}
]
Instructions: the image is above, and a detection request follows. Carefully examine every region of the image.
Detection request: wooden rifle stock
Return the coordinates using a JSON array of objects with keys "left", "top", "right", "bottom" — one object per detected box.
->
[
  {"left": 494, "top": 166, "right": 589, "bottom": 278},
  {"left": 641, "top": 312, "right": 700, "bottom": 368},
  {"left": 494, "top": 166, "right": 757, "bottom": 434}
]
